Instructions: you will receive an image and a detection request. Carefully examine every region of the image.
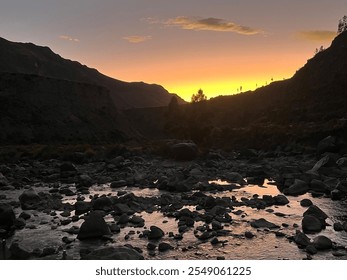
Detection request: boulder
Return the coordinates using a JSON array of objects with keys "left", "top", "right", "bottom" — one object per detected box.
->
[
  {"left": 148, "top": 225, "right": 164, "bottom": 240},
  {"left": 317, "top": 136, "right": 337, "bottom": 154},
  {"left": 308, "top": 155, "right": 337, "bottom": 175},
  {"left": 302, "top": 215, "right": 323, "bottom": 233},
  {"left": 303, "top": 205, "right": 328, "bottom": 224},
  {"left": 9, "top": 242, "right": 31, "bottom": 260},
  {"left": 313, "top": 236, "right": 333, "bottom": 250},
  {"left": 284, "top": 179, "right": 309, "bottom": 196},
  {"left": 300, "top": 199, "right": 313, "bottom": 207},
  {"left": 158, "top": 242, "right": 173, "bottom": 252},
  {"left": 110, "top": 180, "right": 127, "bottom": 188},
  {"left": 225, "top": 172, "right": 246, "bottom": 185},
  {"left": 170, "top": 142, "right": 198, "bottom": 161},
  {"left": 306, "top": 245, "right": 318, "bottom": 255},
  {"left": 78, "top": 174, "right": 93, "bottom": 188},
  {"left": 77, "top": 211, "right": 111, "bottom": 240},
  {"left": 294, "top": 231, "right": 311, "bottom": 247},
  {"left": 81, "top": 246, "right": 144, "bottom": 260},
  {"left": 0, "top": 203, "right": 16, "bottom": 230},
  {"left": 310, "top": 179, "right": 329, "bottom": 193},
  {"left": 74, "top": 201, "right": 91, "bottom": 215},
  {"left": 250, "top": 218, "right": 279, "bottom": 229},
  {"left": 333, "top": 222, "right": 344, "bottom": 231},
  {"left": 92, "top": 197, "right": 113, "bottom": 212},
  {"left": 273, "top": 195, "right": 289, "bottom": 205},
  {"left": 113, "top": 203, "right": 133, "bottom": 215},
  {"left": 245, "top": 231, "right": 255, "bottom": 239},
  {"left": 19, "top": 188, "right": 42, "bottom": 210}
]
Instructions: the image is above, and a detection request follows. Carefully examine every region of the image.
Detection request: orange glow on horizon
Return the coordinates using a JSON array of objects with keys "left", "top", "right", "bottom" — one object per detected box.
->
[{"left": 102, "top": 49, "right": 309, "bottom": 102}]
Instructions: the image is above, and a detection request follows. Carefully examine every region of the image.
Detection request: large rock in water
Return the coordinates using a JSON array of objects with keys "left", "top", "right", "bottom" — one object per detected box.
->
[
  {"left": 313, "top": 236, "right": 333, "bottom": 250},
  {"left": 303, "top": 205, "right": 328, "bottom": 224},
  {"left": 81, "top": 246, "right": 144, "bottom": 260},
  {"left": 0, "top": 203, "right": 16, "bottom": 230},
  {"left": 302, "top": 215, "right": 323, "bottom": 233},
  {"left": 19, "top": 188, "right": 42, "bottom": 210},
  {"left": 77, "top": 211, "right": 111, "bottom": 240},
  {"left": 170, "top": 142, "right": 198, "bottom": 161},
  {"left": 294, "top": 230, "right": 311, "bottom": 247},
  {"left": 283, "top": 179, "right": 309, "bottom": 196},
  {"left": 250, "top": 218, "right": 279, "bottom": 229},
  {"left": 148, "top": 225, "right": 164, "bottom": 240}
]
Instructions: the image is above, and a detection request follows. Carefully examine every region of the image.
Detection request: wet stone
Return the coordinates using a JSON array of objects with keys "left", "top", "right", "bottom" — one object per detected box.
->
[
  {"left": 294, "top": 231, "right": 311, "bottom": 247},
  {"left": 245, "top": 231, "right": 255, "bottom": 239},
  {"left": 158, "top": 242, "right": 173, "bottom": 252},
  {"left": 306, "top": 245, "right": 318, "bottom": 255},
  {"left": 18, "top": 212, "right": 31, "bottom": 220},
  {"left": 77, "top": 212, "right": 111, "bottom": 240},
  {"left": 250, "top": 218, "right": 279, "bottom": 229},
  {"left": 302, "top": 215, "right": 323, "bottom": 233},
  {"left": 300, "top": 199, "right": 313, "bottom": 207},
  {"left": 313, "top": 236, "right": 333, "bottom": 250},
  {"left": 148, "top": 226, "right": 164, "bottom": 240},
  {"left": 333, "top": 222, "right": 344, "bottom": 232}
]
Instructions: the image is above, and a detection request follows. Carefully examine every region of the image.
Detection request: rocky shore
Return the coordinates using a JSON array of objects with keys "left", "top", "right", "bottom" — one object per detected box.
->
[{"left": 1, "top": 139, "right": 347, "bottom": 260}]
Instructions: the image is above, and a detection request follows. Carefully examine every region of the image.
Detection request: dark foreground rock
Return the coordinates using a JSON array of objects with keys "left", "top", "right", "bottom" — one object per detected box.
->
[
  {"left": 77, "top": 211, "right": 111, "bottom": 240},
  {"left": 19, "top": 188, "right": 41, "bottom": 210},
  {"left": 294, "top": 230, "right": 311, "bottom": 247},
  {"left": 0, "top": 203, "right": 16, "bottom": 231},
  {"left": 250, "top": 218, "right": 279, "bottom": 229},
  {"left": 148, "top": 226, "right": 164, "bottom": 240},
  {"left": 80, "top": 246, "right": 144, "bottom": 260},
  {"left": 313, "top": 236, "right": 333, "bottom": 250},
  {"left": 302, "top": 215, "right": 323, "bottom": 233}
]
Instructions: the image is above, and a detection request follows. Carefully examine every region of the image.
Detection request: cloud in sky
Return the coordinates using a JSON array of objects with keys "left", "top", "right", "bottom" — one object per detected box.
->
[
  {"left": 297, "top": 30, "right": 336, "bottom": 42},
  {"left": 164, "top": 16, "right": 262, "bottom": 35},
  {"left": 123, "top": 35, "right": 152, "bottom": 43},
  {"left": 59, "top": 35, "right": 79, "bottom": 42}
]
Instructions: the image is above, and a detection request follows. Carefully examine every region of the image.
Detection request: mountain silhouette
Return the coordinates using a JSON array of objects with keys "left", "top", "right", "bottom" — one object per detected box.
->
[
  {"left": 0, "top": 37, "right": 184, "bottom": 109},
  {"left": 159, "top": 31, "right": 347, "bottom": 149}
]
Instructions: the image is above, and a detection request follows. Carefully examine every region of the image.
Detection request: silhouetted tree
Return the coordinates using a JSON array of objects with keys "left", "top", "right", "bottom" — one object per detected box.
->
[
  {"left": 338, "top": 15, "right": 347, "bottom": 34},
  {"left": 314, "top": 46, "right": 325, "bottom": 55},
  {"left": 191, "top": 89, "right": 207, "bottom": 103}
]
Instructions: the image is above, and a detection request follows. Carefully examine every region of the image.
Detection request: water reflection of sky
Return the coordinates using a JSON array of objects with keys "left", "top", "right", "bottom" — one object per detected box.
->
[{"left": 3, "top": 179, "right": 347, "bottom": 260}]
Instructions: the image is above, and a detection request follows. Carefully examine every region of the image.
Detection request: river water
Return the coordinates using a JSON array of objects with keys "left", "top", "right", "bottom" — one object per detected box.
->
[{"left": 5, "top": 179, "right": 347, "bottom": 260}]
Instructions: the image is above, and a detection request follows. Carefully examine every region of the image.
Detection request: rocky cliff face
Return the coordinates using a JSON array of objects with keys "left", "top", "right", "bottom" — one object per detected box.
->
[{"left": 0, "top": 73, "right": 130, "bottom": 144}]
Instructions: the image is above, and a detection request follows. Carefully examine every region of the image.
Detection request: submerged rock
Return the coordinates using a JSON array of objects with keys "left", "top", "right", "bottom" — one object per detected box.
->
[{"left": 250, "top": 218, "right": 279, "bottom": 229}]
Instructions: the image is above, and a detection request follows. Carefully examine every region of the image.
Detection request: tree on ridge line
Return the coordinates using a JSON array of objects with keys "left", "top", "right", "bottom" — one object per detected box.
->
[{"left": 191, "top": 89, "right": 207, "bottom": 103}]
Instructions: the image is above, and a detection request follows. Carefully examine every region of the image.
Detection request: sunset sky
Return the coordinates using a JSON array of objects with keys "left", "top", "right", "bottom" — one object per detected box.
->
[{"left": 0, "top": 0, "right": 345, "bottom": 100}]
